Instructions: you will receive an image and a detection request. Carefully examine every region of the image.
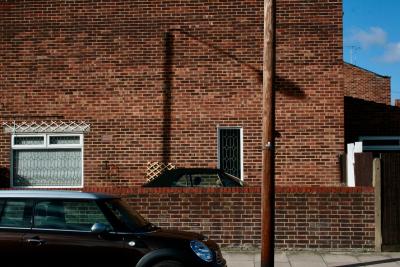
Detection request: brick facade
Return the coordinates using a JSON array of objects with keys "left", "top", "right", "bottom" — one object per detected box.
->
[
  {"left": 0, "top": 0, "right": 344, "bottom": 187},
  {"left": 344, "top": 63, "right": 391, "bottom": 105},
  {"left": 0, "top": 0, "right": 367, "bottom": 251}
]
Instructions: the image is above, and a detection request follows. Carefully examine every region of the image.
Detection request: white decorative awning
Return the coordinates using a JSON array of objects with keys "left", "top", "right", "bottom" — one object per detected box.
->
[{"left": 2, "top": 121, "right": 90, "bottom": 134}]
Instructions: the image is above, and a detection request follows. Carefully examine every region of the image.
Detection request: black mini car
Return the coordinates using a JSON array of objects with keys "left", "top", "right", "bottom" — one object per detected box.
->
[
  {"left": 0, "top": 190, "right": 226, "bottom": 267},
  {"left": 143, "top": 168, "right": 243, "bottom": 188}
]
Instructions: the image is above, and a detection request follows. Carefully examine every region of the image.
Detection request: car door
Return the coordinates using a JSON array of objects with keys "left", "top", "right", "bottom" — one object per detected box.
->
[
  {"left": 23, "top": 199, "right": 127, "bottom": 266},
  {"left": 0, "top": 198, "right": 33, "bottom": 263}
]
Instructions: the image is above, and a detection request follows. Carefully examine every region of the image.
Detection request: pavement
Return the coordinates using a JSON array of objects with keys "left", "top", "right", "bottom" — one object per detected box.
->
[{"left": 222, "top": 251, "right": 400, "bottom": 267}]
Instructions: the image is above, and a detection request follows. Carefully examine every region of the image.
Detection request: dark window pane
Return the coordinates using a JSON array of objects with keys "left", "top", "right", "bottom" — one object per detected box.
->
[
  {"left": 191, "top": 173, "right": 222, "bottom": 187},
  {"left": 34, "top": 200, "right": 111, "bottom": 231},
  {"left": 363, "top": 139, "right": 400, "bottom": 146},
  {"left": 219, "top": 129, "right": 241, "bottom": 178},
  {"left": 14, "top": 136, "right": 44, "bottom": 145},
  {"left": 0, "top": 200, "right": 31, "bottom": 228},
  {"left": 49, "top": 136, "right": 80, "bottom": 145},
  {"left": 173, "top": 174, "right": 189, "bottom": 187}
]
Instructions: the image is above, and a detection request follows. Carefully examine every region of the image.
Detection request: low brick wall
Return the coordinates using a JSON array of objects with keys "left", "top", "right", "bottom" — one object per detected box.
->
[
  {"left": 90, "top": 186, "right": 376, "bottom": 250},
  {"left": 275, "top": 187, "right": 375, "bottom": 251}
]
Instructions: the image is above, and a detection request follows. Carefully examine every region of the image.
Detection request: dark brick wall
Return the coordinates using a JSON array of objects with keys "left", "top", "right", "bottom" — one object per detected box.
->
[
  {"left": 84, "top": 186, "right": 374, "bottom": 250},
  {"left": 344, "top": 63, "right": 391, "bottom": 105},
  {"left": 0, "top": 0, "right": 344, "bottom": 187}
]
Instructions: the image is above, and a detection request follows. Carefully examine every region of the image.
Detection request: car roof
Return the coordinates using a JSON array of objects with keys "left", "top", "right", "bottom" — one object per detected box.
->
[
  {"left": 167, "top": 168, "right": 221, "bottom": 174},
  {"left": 0, "top": 190, "right": 116, "bottom": 200}
]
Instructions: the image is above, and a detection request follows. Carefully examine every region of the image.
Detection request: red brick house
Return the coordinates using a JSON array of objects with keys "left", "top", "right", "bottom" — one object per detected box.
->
[{"left": 0, "top": 0, "right": 391, "bottom": 250}]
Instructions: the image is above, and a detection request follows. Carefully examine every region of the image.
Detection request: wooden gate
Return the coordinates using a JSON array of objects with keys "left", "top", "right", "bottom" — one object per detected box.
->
[{"left": 381, "top": 153, "right": 400, "bottom": 251}]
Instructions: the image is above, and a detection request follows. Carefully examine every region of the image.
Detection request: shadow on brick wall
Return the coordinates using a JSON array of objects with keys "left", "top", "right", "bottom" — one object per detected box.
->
[
  {"left": 0, "top": 167, "right": 10, "bottom": 188},
  {"left": 161, "top": 29, "right": 306, "bottom": 163},
  {"left": 163, "top": 30, "right": 174, "bottom": 164}
]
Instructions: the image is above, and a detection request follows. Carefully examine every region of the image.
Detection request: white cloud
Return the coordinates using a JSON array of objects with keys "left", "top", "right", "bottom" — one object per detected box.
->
[
  {"left": 381, "top": 42, "right": 400, "bottom": 63},
  {"left": 351, "top": 27, "right": 387, "bottom": 48}
]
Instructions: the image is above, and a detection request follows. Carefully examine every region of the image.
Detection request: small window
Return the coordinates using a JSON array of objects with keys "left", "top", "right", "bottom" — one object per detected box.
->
[
  {"left": 49, "top": 136, "right": 81, "bottom": 146},
  {"left": 13, "top": 135, "right": 45, "bottom": 148},
  {"left": 33, "top": 200, "right": 112, "bottom": 231},
  {"left": 218, "top": 127, "right": 243, "bottom": 179},
  {"left": 0, "top": 199, "right": 32, "bottom": 228}
]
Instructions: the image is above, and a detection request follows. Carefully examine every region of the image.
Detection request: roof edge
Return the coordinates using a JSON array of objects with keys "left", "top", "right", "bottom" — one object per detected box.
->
[{"left": 344, "top": 61, "right": 391, "bottom": 79}]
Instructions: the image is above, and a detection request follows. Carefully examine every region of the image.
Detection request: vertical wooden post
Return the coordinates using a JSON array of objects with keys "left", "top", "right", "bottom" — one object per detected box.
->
[
  {"left": 373, "top": 158, "right": 382, "bottom": 252},
  {"left": 261, "top": 0, "right": 275, "bottom": 266}
]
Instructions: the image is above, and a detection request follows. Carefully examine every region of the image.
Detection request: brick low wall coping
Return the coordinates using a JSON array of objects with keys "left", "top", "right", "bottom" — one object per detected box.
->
[
  {"left": 0, "top": 186, "right": 374, "bottom": 195},
  {"left": 81, "top": 185, "right": 374, "bottom": 195}
]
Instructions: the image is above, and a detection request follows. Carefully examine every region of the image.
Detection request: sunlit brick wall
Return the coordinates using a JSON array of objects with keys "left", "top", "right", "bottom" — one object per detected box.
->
[
  {"left": 0, "top": 0, "right": 343, "bottom": 187},
  {"left": 344, "top": 63, "right": 391, "bottom": 105}
]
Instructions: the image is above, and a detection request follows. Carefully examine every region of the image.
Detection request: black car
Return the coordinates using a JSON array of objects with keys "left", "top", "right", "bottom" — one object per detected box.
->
[
  {"left": 0, "top": 190, "right": 226, "bottom": 267},
  {"left": 143, "top": 168, "right": 243, "bottom": 188}
]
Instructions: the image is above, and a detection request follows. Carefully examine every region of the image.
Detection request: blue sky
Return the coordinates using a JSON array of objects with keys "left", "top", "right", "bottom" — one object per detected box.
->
[{"left": 343, "top": 0, "right": 400, "bottom": 103}]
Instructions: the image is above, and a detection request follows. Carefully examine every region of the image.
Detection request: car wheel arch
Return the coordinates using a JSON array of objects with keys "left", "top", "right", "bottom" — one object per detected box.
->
[{"left": 135, "top": 248, "right": 190, "bottom": 267}]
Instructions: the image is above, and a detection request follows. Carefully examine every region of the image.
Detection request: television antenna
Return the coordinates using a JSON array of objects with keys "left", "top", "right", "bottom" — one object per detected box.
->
[{"left": 345, "top": 45, "right": 361, "bottom": 64}]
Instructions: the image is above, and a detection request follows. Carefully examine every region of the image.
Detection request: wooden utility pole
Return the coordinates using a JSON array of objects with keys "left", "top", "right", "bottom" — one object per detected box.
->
[{"left": 261, "top": 0, "right": 275, "bottom": 266}]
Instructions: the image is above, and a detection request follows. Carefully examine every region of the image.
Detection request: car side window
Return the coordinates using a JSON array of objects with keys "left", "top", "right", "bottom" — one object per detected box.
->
[
  {"left": 0, "top": 199, "right": 32, "bottom": 228},
  {"left": 34, "top": 200, "right": 112, "bottom": 231},
  {"left": 191, "top": 173, "right": 222, "bottom": 187},
  {"left": 173, "top": 174, "right": 190, "bottom": 187}
]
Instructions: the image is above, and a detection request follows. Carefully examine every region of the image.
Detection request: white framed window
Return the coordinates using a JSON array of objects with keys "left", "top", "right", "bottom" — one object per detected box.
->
[
  {"left": 11, "top": 134, "right": 84, "bottom": 188},
  {"left": 217, "top": 127, "right": 244, "bottom": 179}
]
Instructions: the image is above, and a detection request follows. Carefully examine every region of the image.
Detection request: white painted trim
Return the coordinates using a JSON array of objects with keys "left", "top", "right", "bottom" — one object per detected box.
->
[
  {"left": 217, "top": 126, "right": 244, "bottom": 180},
  {"left": 346, "top": 142, "right": 363, "bottom": 187}
]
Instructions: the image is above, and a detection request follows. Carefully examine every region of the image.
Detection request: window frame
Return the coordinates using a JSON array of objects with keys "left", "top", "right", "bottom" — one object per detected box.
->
[
  {"left": 11, "top": 133, "right": 84, "bottom": 189},
  {"left": 217, "top": 126, "right": 244, "bottom": 180}
]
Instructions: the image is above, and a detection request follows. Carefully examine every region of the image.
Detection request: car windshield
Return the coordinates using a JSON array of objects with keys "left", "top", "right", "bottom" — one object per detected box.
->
[
  {"left": 103, "top": 199, "right": 150, "bottom": 232},
  {"left": 220, "top": 172, "right": 242, "bottom": 186}
]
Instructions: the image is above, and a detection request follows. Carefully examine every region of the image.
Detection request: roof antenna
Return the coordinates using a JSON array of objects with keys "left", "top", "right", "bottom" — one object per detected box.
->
[{"left": 346, "top": 45, "right": 361, "bottom": 64}]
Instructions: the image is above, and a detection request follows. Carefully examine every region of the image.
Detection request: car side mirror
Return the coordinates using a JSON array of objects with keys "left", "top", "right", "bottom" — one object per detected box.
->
[{"left": 91, "top": 223, "right": 110, "bottom": 234}]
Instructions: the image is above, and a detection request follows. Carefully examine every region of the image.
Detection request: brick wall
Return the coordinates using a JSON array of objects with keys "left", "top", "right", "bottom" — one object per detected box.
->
[
  {"left": 0, "top": 0, "right": 344, "bottom": 187},
  {"left": 275, "top": 0, "right": 344, "bottom": 186},
  {"left": 344, "top": 63, "right": 391, "bottom": 105},
  {"left": 81, "top": 186, "right": 374, "bottom": 250},
  {"left": 275, "top": 187, "right": 375, "bottom": 250}
]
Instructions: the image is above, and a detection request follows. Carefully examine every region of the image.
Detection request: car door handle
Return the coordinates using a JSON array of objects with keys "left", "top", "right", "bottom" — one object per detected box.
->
[{"left": 25, "top": 237, "right": 46, "bottom": 246}]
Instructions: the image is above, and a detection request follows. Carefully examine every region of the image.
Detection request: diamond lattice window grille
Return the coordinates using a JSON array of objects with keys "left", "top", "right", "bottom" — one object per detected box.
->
[{"left": 2, "top": 121, "right": 90, "bottom": 134}]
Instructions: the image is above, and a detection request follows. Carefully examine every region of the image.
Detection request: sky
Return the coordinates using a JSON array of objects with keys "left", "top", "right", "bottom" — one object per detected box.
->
[{"left": 343, "top": 0, "right": 400, "bottom": 104}]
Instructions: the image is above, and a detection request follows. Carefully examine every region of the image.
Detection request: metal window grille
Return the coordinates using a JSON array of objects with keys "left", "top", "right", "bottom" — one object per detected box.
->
[
  {"left": 218, "top": 128, "right": 242, "bottom": 178},
  {"left": 11, "top": 134, "right": 84, "bottom": 188}
]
